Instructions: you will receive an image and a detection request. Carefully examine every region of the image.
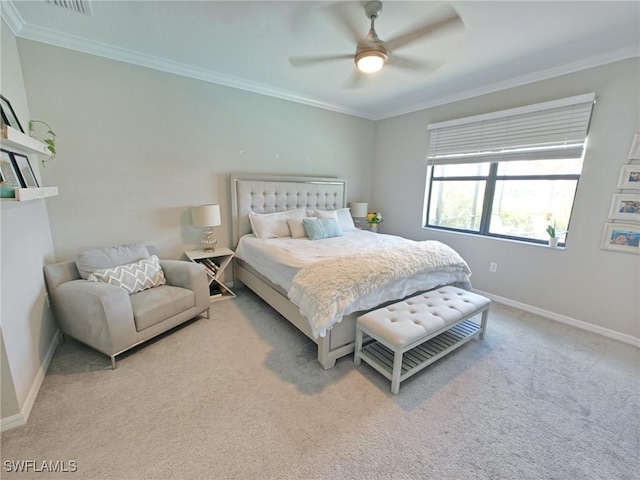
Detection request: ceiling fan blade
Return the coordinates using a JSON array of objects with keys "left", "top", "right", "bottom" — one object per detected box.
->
[
  {"left": 344, "top": 70, "right": 366, "bottom": 89},
  {"left": 385, "top": 8, "right": 464, "bottom": 52},
  {"left": 326, "top": 1, "right": 365, "bottom": 44},
  {"left": 289, "top": 54, "right": 353, "bottom": 68},
  {"left": 387, "top": 54, "right": 443, "bottom": 72}
]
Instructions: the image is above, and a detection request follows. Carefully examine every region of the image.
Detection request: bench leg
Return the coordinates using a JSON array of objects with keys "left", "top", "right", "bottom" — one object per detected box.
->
[
  {"left": 354, "top": 328, "right": 363, "bottom": 365},
  {"left": 479, "top": 308, "right": 489, "bottom": 340},
  {"left": 391, "top": 350, "right": 403, "bottom": 395}
]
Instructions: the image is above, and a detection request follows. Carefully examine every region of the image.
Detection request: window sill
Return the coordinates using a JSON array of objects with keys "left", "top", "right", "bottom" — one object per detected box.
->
[{"left": 423, "top": 227, "right": 566, "bottom": 249}]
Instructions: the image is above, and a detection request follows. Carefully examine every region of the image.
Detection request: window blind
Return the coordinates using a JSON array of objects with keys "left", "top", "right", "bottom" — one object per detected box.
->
[{"left": 427, "top": 93, "right": 595, "bottom": 165}]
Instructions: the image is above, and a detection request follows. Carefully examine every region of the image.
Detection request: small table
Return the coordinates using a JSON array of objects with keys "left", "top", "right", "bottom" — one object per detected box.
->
[{"left": 184, "top": 247, "right": 236, "bottom": 301}]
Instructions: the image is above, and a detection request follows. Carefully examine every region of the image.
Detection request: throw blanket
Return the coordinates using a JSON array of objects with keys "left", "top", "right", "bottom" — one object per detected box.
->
[{"left": 288, "top": 241, "right": 471, "bottom": 339}]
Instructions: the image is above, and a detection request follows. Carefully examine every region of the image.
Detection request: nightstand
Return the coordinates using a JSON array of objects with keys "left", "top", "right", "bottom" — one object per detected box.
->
[{"left": 184, "top": 247, "right": 236, "bottom": 301}]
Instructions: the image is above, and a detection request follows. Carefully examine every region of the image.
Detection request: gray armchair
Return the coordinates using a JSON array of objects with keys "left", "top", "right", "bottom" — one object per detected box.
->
[{"left": 43, "top": 244, "right": 210, "bottom": 368}]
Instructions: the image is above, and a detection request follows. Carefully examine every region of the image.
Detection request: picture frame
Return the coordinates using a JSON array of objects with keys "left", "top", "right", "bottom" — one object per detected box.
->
[
  {"left": 601, "top": 223, "right": 640, "bottom": 254},
  {"left": 11, "top": 152, "right": 39, "bottom": 188},
  {"left": 0, "top": 149, "right": 23, "bottom": 187},
  {"left": 0, "top": 94, "right": 24, "bottom": 133},
  {"left": 608, "top": 193, "right": 640, "bottom": 222},
  {"left": 616, "top": 164, "right": 640, "bottom": 190}
]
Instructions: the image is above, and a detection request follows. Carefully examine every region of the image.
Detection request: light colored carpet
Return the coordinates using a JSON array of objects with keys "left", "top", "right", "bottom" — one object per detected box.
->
[{"left": 1, "top": 289, "right": 638, "bottom": 480}]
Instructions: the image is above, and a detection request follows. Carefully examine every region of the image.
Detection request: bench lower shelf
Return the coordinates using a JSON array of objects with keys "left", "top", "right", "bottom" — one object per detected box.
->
[{"left": 360, "top": 319, "right": 481, "bottom": 381}]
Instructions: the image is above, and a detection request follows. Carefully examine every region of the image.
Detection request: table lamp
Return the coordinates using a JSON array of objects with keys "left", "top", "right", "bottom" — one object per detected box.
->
[
  {"left": 192, "top": 204, "right": 221, "bottom": 251},
  {"left": 350, "top": 202, "right": 368, "bottom": 229}
]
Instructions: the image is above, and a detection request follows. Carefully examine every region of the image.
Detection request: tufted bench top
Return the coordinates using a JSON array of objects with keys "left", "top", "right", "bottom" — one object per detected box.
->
[{"left": 357, "top": 286, "right": 491, "bottom": 350}]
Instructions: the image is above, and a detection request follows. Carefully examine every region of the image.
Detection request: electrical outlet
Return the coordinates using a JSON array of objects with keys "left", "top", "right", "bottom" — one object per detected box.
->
[{"left": 489, "top": 262, "right": 498, "bottom": 273}]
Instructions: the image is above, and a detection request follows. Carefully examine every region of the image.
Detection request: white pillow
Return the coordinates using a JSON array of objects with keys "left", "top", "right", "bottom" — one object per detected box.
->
[
  {"left": 87, "top": 255, "right": 166, "bottom": 294},
  {"left": 315, "top": 208, "right": 356, "bottom": 232},
  {"left": 249, "top": 207, "right": 306, "bottom": 239},
  {"left": 288, "top": 217, "right": 315, "bottom": 238},
  {"left": 314, "top": 209, "right": 338, "bottom": 220},
  {"left": 336, "top": 208, "right": 356, "bottom": 231}
]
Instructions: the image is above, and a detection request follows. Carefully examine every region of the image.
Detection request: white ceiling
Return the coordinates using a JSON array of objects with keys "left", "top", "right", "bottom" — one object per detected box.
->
[{"left": 2, "top": 1, "right": 639, "bottom": 120}]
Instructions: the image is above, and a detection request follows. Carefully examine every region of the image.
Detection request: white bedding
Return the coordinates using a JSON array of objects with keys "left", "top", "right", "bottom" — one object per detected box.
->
[{"left": 235, "top": 230, "right": 472, "bottom": 336}]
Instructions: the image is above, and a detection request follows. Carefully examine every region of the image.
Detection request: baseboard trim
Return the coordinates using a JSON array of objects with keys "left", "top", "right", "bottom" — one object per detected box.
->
[
  {"left": 474, "top": 289, "right": 640, "bottom": 348},
  {"left": 0, "top": 330, "right": 62, "bottom": 432},
  {"left": 0, "top": 413, "right": 26, "bottom": 431}
]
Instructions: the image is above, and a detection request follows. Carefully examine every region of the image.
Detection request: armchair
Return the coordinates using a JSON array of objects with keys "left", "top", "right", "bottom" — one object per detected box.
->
[{"left": 43, "top": 244, "right": 210, "bottom": 368}]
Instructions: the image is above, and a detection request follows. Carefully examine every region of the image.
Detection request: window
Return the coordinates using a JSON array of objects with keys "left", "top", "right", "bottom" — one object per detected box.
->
[{"left": 424, "top": 94, "right": 595, "bottom": 245}]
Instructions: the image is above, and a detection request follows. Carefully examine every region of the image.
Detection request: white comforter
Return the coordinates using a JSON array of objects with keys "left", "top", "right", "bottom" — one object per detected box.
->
[{"left": 235, "top": 230, "right": 472, "bottom": 338}]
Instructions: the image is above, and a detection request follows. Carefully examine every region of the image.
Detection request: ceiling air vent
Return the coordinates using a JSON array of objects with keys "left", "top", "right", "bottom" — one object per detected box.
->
[{"left": 45, "top": 0, "right": 93, "bottom": 16}]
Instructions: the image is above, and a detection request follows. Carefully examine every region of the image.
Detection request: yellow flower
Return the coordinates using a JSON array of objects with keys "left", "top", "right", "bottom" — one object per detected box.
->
[{"left": 366, "top": 212, "right": 382, "bottom": 224}]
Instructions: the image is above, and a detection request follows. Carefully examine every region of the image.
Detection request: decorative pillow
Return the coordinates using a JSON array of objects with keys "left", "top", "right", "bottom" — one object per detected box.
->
[
  {"left": 314, "top": 209, "right": 338, "bottom": 220},
  {"left": 315, "top": 208, "right": 356, "bottom": 232},
  {"left": 336, "top": 208, "right": 356, "bottom": 231},
  {"left": 303, "top": 218, "right": 344, "bottom": 241},
  {"left": 287, "top": 217, "right": 313, "bottom": 239},
  {"left": 87, "top": 255, "right": 166, "bottom": 294},
  {"left": 249, "top": 207, "right": 306, "bottom": 239},
  {"left": 76, "top": 243, "right": 150, "bottom": 280}
]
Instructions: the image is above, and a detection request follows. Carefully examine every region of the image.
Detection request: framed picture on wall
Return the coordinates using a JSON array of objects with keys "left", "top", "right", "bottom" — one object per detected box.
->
[
  {"left": 608, "top": 193, "right": 640, "bottom": 222},
  {"left": 616, "top": 164, "right": 640, "bottom": 190},
  {"left": 11, "top": 152, "right": 39, "bottom": 188},
  {"left": 0, "top": 94, "right": 24, "bottom": 133},
  {"left": 0, "top": 149, "right": 23, "bottom": 187},
  {"left": 601, "top": 223, "right": 640, "bottom": 254}
]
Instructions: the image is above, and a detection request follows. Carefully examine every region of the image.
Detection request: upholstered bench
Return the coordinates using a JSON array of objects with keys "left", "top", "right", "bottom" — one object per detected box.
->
[{"left": 354, "top": 286, "right": 490, "bottom": 394}]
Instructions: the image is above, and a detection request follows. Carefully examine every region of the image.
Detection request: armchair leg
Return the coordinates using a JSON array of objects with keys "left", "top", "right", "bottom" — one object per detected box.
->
[{"left": 110, "top": 356, "right": 117, "bottom": 370}]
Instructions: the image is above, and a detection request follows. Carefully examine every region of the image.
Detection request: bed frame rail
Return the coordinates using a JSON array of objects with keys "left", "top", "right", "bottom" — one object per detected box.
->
[{"left": 235, "top": 260, "right": 355, "bottom": 369}]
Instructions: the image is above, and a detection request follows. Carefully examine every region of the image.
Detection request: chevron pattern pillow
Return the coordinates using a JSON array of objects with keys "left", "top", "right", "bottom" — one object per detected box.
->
[{"left": 87, "top": 255, "right": 166, "bottom": 294}]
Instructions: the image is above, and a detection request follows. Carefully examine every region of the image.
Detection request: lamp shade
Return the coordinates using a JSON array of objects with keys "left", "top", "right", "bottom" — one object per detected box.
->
[
  {"left": 628, "top": 133, "right": 640, "bottom": 160},
  {"left": 350, "top": 202, "right": 368, "bottom": 217},
  {"left": 191, "top": 204, "right": 221, "bottom": 227}
]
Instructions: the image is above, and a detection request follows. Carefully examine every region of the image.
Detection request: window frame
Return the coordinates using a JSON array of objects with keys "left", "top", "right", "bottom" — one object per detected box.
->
[{"left": 424, "top": 161, "right": 582, "bottom": 246}]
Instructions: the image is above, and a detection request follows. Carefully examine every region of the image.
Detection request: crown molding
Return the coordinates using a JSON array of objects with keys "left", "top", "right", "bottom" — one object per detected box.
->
[
  {"left": 0, "top": 0, "right": 24, "bottom": 36},
  {"left": 376, "top": 45, "right": 640, "bottom": 120},
  {"left": 2, "top": 6, "right": 373, "bottom": 120}
]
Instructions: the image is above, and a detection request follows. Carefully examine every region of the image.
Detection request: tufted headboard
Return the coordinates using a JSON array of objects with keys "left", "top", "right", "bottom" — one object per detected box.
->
[{"left": 230, "top": 173, "right": 347, "bottom": 247}]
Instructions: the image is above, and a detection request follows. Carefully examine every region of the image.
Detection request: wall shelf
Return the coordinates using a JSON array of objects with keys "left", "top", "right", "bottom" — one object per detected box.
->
[
  {"left": 1, "top": 125, "right": 58, "bottom": 202},
  {"left": 1, "top": 187, "right": 59, "bottom": 202},
  {"left": 1, "top": 125, "right": 51, "bottom": 157}
]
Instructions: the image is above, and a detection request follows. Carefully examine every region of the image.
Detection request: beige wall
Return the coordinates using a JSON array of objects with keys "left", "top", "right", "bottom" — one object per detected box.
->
[
  {"left": 1, "top": 334, "right": 19, "bottom": 419},
  {"left": 1, "top": 19, "right": 58, "bottom": 428},
  {"left": 373, "top": 58, "right": 640, "bottom": 341},
  {"left": 16, "top": 40, "right": 376, "bottom": 263}
]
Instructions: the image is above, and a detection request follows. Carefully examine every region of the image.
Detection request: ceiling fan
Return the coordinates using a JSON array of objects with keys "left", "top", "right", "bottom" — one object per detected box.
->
[{"left": 289, "top": 1, "right": 463, "bottom": 81}]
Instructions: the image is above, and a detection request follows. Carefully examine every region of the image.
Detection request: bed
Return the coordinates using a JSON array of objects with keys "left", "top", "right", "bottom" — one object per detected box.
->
[{"left": 230, "top": 173, "right": 472, "bottom": 369}]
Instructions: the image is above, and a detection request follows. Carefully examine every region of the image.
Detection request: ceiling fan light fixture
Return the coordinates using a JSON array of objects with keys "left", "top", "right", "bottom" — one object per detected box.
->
[{"left": 355, "top": 50, "right": 387, "bottom": 73}]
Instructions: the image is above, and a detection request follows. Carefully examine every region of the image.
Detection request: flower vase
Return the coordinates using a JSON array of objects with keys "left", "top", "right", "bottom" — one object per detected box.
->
[
  {"left": 370, "top": 224, "right": 378, "bottom": 233},
  {"left": 548, "top": 237, "right": 559, "bottom": 248}
]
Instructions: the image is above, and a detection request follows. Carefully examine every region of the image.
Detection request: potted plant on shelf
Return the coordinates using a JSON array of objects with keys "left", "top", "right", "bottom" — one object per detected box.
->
[
  {"left": 546, "top": 223, "right": 560, "bottom": 248},
  {"left": 28, "top": 120, "right": 56, "bottom": 165},
  {"left": 366, "top": 212, "right": 383, "bottom": 233}
]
